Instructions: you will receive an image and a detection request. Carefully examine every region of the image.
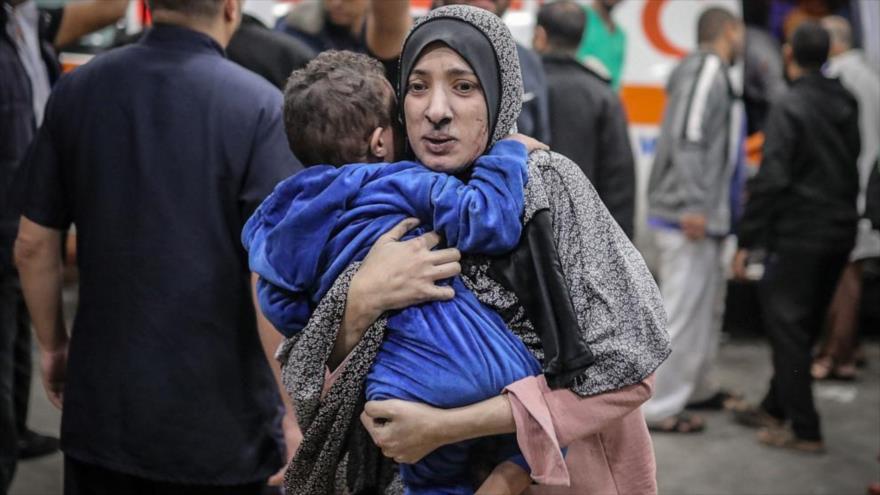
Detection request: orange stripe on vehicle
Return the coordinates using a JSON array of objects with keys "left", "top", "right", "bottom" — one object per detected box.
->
[{"left": 620, "top": 85, "right": 666, "bottom": 125}]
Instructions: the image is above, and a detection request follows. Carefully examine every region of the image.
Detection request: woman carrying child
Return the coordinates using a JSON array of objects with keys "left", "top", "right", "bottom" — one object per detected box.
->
[{"left": 254, "top": 5, "right": 670, "bottom": 494}]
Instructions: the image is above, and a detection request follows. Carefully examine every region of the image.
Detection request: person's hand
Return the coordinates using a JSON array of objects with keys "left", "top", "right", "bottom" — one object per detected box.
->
[
  {"left": 334, "top": 218, "right": 462, "bottom": 367},
  {"left": 505, "top": 133, "right": 549, "bottom": 154},
  {"left": 360, "top": 399, "right": 448, "bottom": 464},
  {"left": 732, "top": 248, "right": 750, "bottom": 281},
  {"left": 351, "top": 217, "right": 461, "bottom": 317},
  {"left": 680, "top": 212, "right": 707, "bottom": 241},
  {"left": 267, "top": 412, "right": 302, "bottom": 486},
  {"left": 40, "top": 342, "right": 68, "bottom": 410}
]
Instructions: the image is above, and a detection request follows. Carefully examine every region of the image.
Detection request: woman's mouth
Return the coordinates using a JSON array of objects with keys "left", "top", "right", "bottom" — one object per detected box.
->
[{"left": 422, "top": 136, "right": 456, "bottom": 154}]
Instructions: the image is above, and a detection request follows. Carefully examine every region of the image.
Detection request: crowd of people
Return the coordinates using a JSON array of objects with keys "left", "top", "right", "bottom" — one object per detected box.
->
[{"left": 0, "top": 0, "right": 877, "bottom": 494}]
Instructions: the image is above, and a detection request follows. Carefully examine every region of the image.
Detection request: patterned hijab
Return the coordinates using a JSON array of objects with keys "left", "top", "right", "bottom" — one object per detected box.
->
[{"left": 398, "top": 5, "right": 523, "bottom": 149}]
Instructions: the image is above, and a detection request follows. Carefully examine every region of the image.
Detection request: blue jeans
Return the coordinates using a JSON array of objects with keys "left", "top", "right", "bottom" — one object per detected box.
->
[{"left": 0, "top": 270, "right": 32, "bottom": 494}]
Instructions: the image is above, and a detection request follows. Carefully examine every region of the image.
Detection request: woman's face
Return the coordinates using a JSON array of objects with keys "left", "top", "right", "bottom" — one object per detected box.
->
[{"left": 404, "top": 45, "right": 490, "bottom": 173}]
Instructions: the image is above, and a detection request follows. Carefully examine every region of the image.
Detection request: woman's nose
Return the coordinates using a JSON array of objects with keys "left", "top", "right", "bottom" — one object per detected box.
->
[{"left": 425, "top": 88, "right": 452, "bottom": 127}]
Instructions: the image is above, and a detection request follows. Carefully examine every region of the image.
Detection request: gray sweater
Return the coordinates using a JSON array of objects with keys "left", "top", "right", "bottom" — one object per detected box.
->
[{"left": 648, "top": 51, "right": 739, "bottom": 235}]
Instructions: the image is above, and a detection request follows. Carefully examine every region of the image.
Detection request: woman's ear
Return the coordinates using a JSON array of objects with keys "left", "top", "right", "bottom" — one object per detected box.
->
[{"left": 369, "top": 126, "right": 396, "bottom": 162}]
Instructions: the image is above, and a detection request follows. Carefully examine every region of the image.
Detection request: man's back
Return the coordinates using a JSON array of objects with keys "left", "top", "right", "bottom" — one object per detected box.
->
[
  {"left": 542, "top": 54, "right": 634, "bottom": 237},
  {"left": 739, "top": 73, "right": 859, "bottom": 250},
  {"left": 19, "top": 24, "right": 300, "bottom": 483}
]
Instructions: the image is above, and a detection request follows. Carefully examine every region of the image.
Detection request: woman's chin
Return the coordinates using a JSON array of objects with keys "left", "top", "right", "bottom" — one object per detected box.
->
[{"left": 419, "top": 155, "right": 469, "bottom": 174}]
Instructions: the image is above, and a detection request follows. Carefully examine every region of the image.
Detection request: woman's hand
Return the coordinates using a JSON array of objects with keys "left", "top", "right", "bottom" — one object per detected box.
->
[
  {"left": 361, "top": 395, "right": 516, "bottom": 464},
  {"left": 505, "top": 133, "right": 549, "bottom": 154},
  {"left": 360, "top": 399, "right": 447, "bottom": 464},
  {"left": 353, "top": 217, "right": 461, "bottom": 314},
  {"left": 329, "top": 218, "right": 462, "bottom": 368}
]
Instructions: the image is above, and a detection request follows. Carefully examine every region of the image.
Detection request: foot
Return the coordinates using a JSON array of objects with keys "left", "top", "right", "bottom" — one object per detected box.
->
[
  {"left": 648, "top": 412, "right": 705, "bottom": 433},
  {"left": 812, "top": 356, "right": 858, "bottom": 381},
  {"left": 17, "top": 429, "right": 60, "bottom": 460},
  {"left": 756, "top": 426, "right": 824, "bottom": 454},
  {"left": 686, "top": 390, "right": 747, "bottom": 411},
  {"left": 811, "top": 356, "right": 834, "bottom": 380},
  {"left": 732, "top": 404, "right": 783, "bottom": 429}
]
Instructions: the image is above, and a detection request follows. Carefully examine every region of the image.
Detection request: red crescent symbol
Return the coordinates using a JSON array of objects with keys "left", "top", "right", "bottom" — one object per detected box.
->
[{"left": 643, "top": 0, "right": 689, "bottom": 58}]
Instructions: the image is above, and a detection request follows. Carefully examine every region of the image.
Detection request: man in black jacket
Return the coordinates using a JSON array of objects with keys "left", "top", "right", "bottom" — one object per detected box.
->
[
  {"left": 227, "top": 11, "right": 315, "bottom": 90},
  {"left": 0, "top": 0, "right": 127, "bottom": 490},
  {"left": 533, "top": 0, "right": 635, "bottom": 238},
  {"left": 732, "top": 22, "right": 860, "bottom": 453}
]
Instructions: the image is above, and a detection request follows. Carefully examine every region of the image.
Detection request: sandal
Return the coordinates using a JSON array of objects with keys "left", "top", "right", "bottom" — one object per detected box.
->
[
  {"left": 757, "top": 426, "right": 825, "bottom": 454},
  {"left": 812, "top": 356, "right": 858, "bottom": 381},
  {"left": 648, "top": 412, "right": 705, "bottom": 434},
  {"left": 830, "top": 362, "right": 857, "bottom": 381},
  {"left": 732, "top": 404, "right": 783, "bottom": 429},
  {"left": 687, "top": 390, "right": 747, "bottom": 411}
]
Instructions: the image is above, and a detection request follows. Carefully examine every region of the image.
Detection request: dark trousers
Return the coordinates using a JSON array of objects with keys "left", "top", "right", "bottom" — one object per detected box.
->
[
  {"left": 758, "top": 247, "right": 849, "bottom": 441},
  {"left": 64, "top": 457, "right": 271, "bottom": 495},
  {"left": 0, "top": 271, "right": 32, "bottom": 494}
]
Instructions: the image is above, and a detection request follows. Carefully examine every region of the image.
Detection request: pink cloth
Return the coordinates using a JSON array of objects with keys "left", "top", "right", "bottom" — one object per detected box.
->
[{"left": 505, "top": 375, "right": 657, "bottom": 495}]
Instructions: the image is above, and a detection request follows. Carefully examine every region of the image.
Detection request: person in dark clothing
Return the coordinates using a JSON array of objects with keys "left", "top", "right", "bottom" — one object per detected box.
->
[
  {"left": 867, "top": 157, "right": 880, "bottom": 229},
  {"left": 274, "top": 0, "right": 411, "bottom": 83},
  {"left": 433, "top": 0, "right": 551, "bottom": 143},
  {"left": 0, "top": 0, "right": 127, "bottom": 491},
  {"left": 533, "top": 0, "right": 635, "bottom": 238},
  {"left": 12, "top": 0, "right": 302, "bottom": 492},
  {"left": 732, "top": 21, "right": 860, "bottom": 453},
  {"left": 275, "top": 0, "right": 367, "bottom": 54},
  {"left": 227, "top": 12, "right": 315, "bottom": 89}
]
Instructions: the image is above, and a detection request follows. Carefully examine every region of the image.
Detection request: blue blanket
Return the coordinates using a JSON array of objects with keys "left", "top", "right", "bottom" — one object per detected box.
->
[{"left": 243, "top": 140, "right": 542, "bottom": 493}]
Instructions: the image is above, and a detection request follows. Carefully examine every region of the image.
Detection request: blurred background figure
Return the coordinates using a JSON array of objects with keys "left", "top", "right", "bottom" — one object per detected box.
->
[
  {"left": 274, "top": 0, "right": 410, "bottom": 80},
  {"left": 533, "top": 0, "right": 635, "bottom": 238},
  {"left": 433, "top": 0, "right": 551, "bottom": 143},
  {"left": 0, "top": 0, "right": 127, "bottom": 493},
  {"left": 809, "top": 15, "right": 880, "bottom": 381},
  {"left": 274, "top": 0, "right": 366, "bottom": 53},
  {"left": 643, "top": 6, "right": 745, "bottom": 434},
  {"left": 575, "top": 0, "right": 625, "bottom": 91},
  {"left": 732, "top": 21, "right": 860, "bottom": 453},
  {"left": 226, "top": 1, "right": 315, "bottom": 89},
  {"left": 742, "top": 25, "right": 787, "bottom": 134},
  {"left": 12, "top": 0, "right": 301, "bottom": 493}
]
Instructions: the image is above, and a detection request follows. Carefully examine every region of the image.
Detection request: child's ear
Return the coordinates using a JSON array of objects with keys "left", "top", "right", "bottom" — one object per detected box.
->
[{"left": 369, "top": 126, "right": 391, "bottom": 161}]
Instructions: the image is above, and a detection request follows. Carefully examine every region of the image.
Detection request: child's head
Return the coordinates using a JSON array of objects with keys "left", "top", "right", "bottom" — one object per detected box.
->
[{"left": 283, "top": 50, "right": 399, "bottom": 167}]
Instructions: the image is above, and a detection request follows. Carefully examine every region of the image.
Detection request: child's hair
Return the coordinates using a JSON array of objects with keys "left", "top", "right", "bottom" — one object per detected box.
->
[{"left": 283, "top": 50, "right": 396, "bottom": 167}]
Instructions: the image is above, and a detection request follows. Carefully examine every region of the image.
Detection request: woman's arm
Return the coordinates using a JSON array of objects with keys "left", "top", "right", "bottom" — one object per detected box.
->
[
  {"left": 360, "top": 376, "right": 653, "bottom": 483},
  {"left": 359, "top": 395, "right": 515, "bottom": 464}
]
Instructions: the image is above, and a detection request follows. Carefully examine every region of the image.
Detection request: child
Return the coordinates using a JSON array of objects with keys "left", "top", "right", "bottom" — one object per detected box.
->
[{"left": 244, "top": 51, "right": 542, "bottom": 494}]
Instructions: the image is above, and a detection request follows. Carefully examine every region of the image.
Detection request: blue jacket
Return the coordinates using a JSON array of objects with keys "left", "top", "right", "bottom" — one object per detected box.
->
[{"left": 243, "top": 140, "right": 529, "bottom": 336}]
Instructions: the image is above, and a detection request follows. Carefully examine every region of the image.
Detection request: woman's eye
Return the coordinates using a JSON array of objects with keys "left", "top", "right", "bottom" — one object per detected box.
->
[
  {"left": 454, "top": 81, "right": 478, "bottom": 93},
  {"left": 408, "top": 81, "right": 427, "bottom": 93}
]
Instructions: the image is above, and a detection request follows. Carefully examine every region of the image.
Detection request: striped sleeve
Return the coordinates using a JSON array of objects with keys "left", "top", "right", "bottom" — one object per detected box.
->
[{"left": 682, "top": 54, "right": 722, "bottom": 143}]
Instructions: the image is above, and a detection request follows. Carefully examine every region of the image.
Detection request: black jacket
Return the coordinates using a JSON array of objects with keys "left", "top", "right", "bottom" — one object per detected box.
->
[
  {"left": 227, "top": 14, "right": 315, "bottom": 90},
  {"left": 542, "top": 54, "right": 635, "bottom": 238},
  {"left": 738, "top": 72, "right": 860, "bottom": 252},
  {"left": 0, "top": 5, "right": 62, "bottom": 272},
  {"left": 867, "top": 156, "right": 880, "bottom": 228}
]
